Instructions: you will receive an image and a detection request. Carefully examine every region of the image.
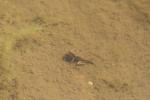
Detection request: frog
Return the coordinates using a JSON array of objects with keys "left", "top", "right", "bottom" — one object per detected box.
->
[{"left": 63, "top": 51, "right": 94, "bottom": 66}]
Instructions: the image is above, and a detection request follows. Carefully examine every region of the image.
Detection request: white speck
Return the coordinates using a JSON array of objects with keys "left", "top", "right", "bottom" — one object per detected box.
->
[{"left": 88, "top": 81, "right": 93, "bottom": 86}]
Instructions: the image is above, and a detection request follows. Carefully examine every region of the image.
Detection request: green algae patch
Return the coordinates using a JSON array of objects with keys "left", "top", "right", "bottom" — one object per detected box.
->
[{"left": 0, "top": 24, "right": 42, "bottom": 99}]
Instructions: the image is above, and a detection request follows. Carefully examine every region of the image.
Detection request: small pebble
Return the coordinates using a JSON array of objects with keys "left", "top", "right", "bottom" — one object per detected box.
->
[{"left": 88, "top": 81, "right": 93, "bottom": 86}]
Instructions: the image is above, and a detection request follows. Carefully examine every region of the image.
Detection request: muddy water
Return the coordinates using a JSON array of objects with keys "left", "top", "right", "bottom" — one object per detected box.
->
[{"left": 0, "top": 0, "right": 150, "bottom": 100}]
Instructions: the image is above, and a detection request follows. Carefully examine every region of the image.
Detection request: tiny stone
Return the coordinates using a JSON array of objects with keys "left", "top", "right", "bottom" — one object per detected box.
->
[{"left": 88, "top": 81, "right": 93, "bottom": 86}]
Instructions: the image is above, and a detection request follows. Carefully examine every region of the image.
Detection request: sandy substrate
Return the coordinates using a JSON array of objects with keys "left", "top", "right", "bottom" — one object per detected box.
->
[{"left": 0, "top": 0, "right": 150, "bottom": 100}]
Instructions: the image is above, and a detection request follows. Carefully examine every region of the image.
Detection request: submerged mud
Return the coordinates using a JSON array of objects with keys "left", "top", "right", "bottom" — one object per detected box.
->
[{"left": 0, "top": 0, "right": 150, "bottom": 100}]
